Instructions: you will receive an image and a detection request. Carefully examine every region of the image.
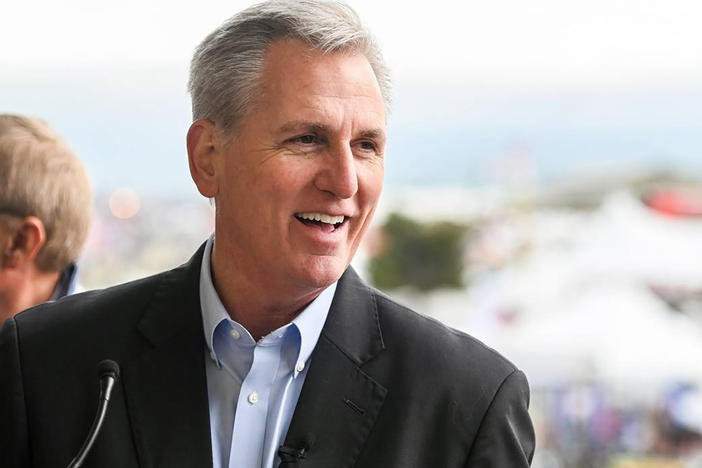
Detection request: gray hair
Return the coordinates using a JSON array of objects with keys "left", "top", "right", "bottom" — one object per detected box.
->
[{"left": 188, "top": 0, "right": 391, "bottom": 135}]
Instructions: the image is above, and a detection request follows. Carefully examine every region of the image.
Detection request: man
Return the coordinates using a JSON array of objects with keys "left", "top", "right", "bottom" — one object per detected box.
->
[
  {"left": 0, "top": 2, "right": 535, "bottom": 467},
  {"left": 0, "top": 114, "right": 91, "bottom": 324}
]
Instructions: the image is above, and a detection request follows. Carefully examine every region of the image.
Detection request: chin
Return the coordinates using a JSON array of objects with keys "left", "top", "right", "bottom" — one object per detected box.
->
[{"left": 291, "top": 254, "right": 349, "bottom": 291}]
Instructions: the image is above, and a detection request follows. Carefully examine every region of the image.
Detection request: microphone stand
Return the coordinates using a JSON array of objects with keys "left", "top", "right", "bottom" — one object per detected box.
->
[{"left": 67, "top": 360, "right": 120, "bottom": 468}]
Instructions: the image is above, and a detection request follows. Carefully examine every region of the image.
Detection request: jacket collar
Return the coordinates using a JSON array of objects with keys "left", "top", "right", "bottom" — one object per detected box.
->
[
  {"left": 280, "top": 268, "right": 387, "bottom": 468},
  {"left": 321, "top": 267, "right": 385, "bottom": 365},
  {"left": 123, "top": 243, "right": 213, "bottom": 468},
  {"left": 135, "top": 244, "right": 206, "bottom": 346}
]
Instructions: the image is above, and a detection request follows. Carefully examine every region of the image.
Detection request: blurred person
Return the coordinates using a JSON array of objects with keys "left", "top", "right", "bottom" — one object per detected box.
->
[
  {"left": 0, "top": 2, "right": 534, "bottom": 468},
  {"left": 0, "top": 114, "right": 91, "bottom": 324}
]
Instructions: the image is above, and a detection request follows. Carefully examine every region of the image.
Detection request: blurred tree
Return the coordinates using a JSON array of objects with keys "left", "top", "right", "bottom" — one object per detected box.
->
[{"left": 369, "top": 213, "right": 467, "bottom": 291}]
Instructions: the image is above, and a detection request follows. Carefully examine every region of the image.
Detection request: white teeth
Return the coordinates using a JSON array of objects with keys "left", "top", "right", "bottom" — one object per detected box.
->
[{"left": 296, "top": 212, "right": 345, "bottom": 224}]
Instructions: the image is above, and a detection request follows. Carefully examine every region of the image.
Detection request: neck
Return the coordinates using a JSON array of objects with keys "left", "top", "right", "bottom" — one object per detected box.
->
[
  {"left": 0, "top": 266, "right": 60, "bottom": 323},
  {"left": 210, "top": 243, "right": 323, "bottom": 341}
]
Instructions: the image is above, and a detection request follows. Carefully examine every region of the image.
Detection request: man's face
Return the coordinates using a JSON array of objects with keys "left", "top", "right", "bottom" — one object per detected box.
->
[{"left": 212, "top": 39, "right": 386, "bottom": 294}]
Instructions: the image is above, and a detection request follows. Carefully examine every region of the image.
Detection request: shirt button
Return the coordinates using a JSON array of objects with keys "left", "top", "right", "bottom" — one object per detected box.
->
[
  {"left": 296, "top": 362, "right": 305, "bottom": 373},
  {"left": 248, "top": 392, "right": 259, "bottom": 404},
  {"left": 230, "top": 328, "right": 240, "bottom": 340}
]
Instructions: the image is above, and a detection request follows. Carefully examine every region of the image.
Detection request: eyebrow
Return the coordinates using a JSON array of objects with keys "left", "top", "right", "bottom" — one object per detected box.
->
[
  {"left": 357, "top": 128, "right": 386, "bottom": 142},
  {"left": 277, "top": 120, "right": 386, "bottom": 142}
]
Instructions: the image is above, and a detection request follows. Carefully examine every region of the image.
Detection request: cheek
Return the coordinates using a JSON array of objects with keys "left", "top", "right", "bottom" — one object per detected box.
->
[
  {"left": 350, "top": 166, "right": 383, "bottom": 245},
  {"left": 268, "top": 155, "right": 313, "bottom": 187},
  {"left": 260, "top": 164, "right": 314, "bottom": 226},
  {"left": 269, "top": 167, "right": 300, "bottom": 193},
  {"left": 358, "top": 163, "right": 384, "bottom": 206}
]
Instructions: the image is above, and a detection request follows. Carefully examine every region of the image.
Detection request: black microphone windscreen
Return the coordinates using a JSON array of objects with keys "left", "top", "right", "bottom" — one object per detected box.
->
[{"left": 97, "top": 359, "right": 120, "bottom": 380}]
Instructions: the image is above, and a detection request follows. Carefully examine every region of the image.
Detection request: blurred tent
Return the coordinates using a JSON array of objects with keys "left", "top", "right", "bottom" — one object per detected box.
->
[
  {"left": 455, "top": 191, "right": 702, "bottom": 393},
  {"left": 494, "top": 282, "right": 702, "bottom": 391}
]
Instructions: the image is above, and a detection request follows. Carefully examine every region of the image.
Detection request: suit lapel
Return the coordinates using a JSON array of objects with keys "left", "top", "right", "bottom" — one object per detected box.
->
[
  {"left": 281, "top": 269, "right": 387, "bottom": 468},
  {"left": 122, "top": 245, "right": 213, "bottom": 468}
]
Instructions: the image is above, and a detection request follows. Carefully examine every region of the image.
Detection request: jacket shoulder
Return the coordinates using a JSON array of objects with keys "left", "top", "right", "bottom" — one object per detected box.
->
[
  {"left": 361, "top": 286, "right": 532, "bottom": 455},
  {"left": 14, "top": 244, "right": 206, "bottom": 337},
  {"left": 370, "top": 286, "right": 519, "bottom": 385},
  {"left": 13, "top": 270, "right": 168, "bottom": 337}
]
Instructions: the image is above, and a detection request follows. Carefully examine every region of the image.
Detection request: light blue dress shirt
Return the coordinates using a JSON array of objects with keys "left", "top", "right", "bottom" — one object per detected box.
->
[{"left": 199, "top": 237, "right": 335, "bottom": 468}]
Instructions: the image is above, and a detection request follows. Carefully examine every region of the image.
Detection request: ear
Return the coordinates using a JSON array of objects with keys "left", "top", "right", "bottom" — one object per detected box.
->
[
  {"left": 1, "top": 216, "right": 47, "bottom": 269},
  {"left": 187, "top": 119, "right": 223, "bottom": 198}
]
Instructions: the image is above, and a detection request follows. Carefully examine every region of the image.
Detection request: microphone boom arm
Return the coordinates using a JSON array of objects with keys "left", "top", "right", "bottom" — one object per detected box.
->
[{"left": 67, "top": 360, "right": 119, "bottom": 468}]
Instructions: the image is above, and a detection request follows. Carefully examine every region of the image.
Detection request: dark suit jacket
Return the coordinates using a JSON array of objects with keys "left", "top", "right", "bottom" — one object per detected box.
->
[{"left": 0, "top": 245, "right": 534, "bottom": 468}]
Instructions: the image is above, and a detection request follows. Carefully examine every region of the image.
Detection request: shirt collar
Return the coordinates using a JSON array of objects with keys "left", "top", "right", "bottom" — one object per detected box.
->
[
  {"left": 199, "top": 235, "right": 335, "bottom": 375},
  {"left": 50, "top": 262, "right": 79, "bottom": 301},
  {"left": 199, "top": 236, "right": 231, "bottom": 364},
  {"left": 290, "top": 279, "right": 336, "bottom": 377}
]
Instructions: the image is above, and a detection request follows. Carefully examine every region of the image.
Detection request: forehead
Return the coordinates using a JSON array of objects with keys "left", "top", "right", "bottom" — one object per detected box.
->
[{"left": 253, "top": 39, "right": 386, "bottom": 129}]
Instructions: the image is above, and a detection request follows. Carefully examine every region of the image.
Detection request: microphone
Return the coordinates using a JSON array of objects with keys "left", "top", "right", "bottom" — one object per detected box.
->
[
  {"left": 67, "top": 360, "right": 121, "bottom": 468},
  {"left": 278, "top": 433, "right": 316, "bottom": 465}
]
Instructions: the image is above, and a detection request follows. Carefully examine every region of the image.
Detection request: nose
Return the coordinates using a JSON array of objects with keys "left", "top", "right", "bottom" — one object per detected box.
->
[{"left": 314, "top": 143, "right": 358, "bottom": 199}]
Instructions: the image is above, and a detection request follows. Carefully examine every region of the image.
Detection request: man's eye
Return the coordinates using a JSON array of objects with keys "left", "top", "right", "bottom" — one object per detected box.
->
[
  {"left": 292, "top": 134, "right": 318, "bottom": 144},
  {"left": 358, "top": 140, "right": 378, "bottom": 152}
]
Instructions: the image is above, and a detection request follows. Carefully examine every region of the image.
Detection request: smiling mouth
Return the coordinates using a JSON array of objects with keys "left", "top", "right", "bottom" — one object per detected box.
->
[{"left": 295, "top": 212, "right": 347, "bottom": 232}]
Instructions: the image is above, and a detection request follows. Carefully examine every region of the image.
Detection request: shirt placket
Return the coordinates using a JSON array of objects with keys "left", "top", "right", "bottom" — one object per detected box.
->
[
  {"left": 228, "top": 339, "right": 282, "bottom": 468},
  {"left": 261, "top": 331, "right": 301, "bottom": 468}
]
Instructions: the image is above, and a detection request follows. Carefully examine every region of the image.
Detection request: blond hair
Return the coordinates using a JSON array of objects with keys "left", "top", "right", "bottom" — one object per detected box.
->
[{"left": 0, "top": 114, "right": 92, "bottom": 272}]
